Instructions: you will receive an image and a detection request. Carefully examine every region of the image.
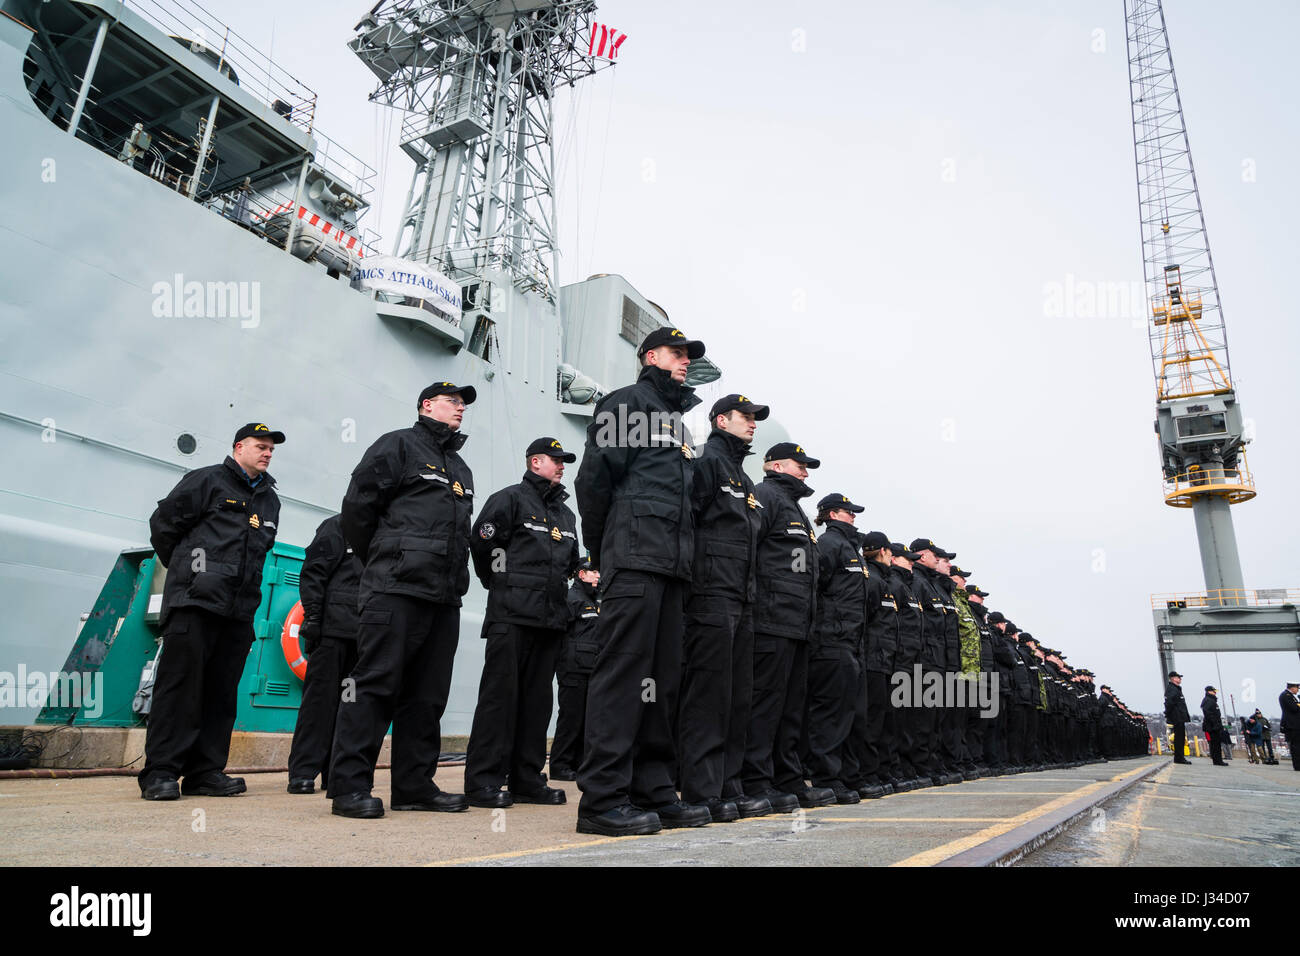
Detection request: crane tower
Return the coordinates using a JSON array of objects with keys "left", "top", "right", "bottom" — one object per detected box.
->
[{"left": 1124, "top": 0, "right": 1300, "bottom": 679}]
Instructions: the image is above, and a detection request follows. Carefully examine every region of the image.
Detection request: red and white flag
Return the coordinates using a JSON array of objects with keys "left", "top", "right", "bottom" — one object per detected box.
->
[{"left": 587, "top": 22, "right": 627, "bottom": 60}]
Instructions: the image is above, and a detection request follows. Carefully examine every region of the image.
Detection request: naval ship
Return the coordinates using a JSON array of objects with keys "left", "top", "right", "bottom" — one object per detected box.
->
[{"left": 0, "top": 0, "right": 744, "bottom": 735}]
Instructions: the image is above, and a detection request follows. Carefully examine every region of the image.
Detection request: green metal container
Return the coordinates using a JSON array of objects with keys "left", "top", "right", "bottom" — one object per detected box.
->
[{"left": 37, "top": 544, "right": 307, "bottom": 733}]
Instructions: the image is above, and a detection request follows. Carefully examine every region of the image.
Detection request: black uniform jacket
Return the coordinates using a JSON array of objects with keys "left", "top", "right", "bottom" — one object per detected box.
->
[
  {"left": 557, "top": 580, "right": 602, "bottom": 682},
  {"left": 689, "top": 429, "right": 761, "bottom": 601},
  {"left": 1279, "top": 690, "right": 1300, "bottom": 734},
  {"left": 1200, "top": 693, "right": 1223, "bottom": 733},
  {"left": 1003, "top": 633, "right": 1033, "bottom": 704},
  {"left": 888, "top": 565, "right": 924, "bottom": 669},
  {"left": 910, "top": 564, "right": 948, "bottom": 669},
  {"left": 973, "top": 604, "right": 1014, "bottom": 699},
  {"left": 575, "top": 365, "right": 700, "bottom": 584},
  {"left": 752, "top": 471, "right": 819, "bottom": 640},
  {"left": 864, "top": 558, "right": 900, "bottom": 674},
  {"left": 470, "top": 471, "right": 580, "bottom": 631},
  {"left": 341, "top": 416, "right": 474, "bottom": 609},
  {"left": 1164, "top": 680, "right": 1191, "bottom": 725},
  {"left": 149, "top": 456, "right": 281, "bottom": 625},
  {"left": 298, "top": 515, "right": 362, "bottom": 642},
  {"left": 934, "top": 573, "right": 961, "bottom": 672},
  {"left": 813, "top": 518, "right": 867, "bottom": 649},
  {"left": 1013, "top": 639, "right": 1044, "bottom": 708}
]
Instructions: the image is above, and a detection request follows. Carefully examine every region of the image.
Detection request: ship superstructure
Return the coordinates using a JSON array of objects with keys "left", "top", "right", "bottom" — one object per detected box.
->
[{"left": 0, "top": 0, "right": 719, "bottom": 731}]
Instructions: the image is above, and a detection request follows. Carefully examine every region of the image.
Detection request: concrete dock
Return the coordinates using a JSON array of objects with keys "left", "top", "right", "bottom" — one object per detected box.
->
[
  {"left": 10, "top": 755, "right": 1281, "bottom": 866},
  {"left": 1016, "top": 758, "right": 1300, "bottom": 867}
]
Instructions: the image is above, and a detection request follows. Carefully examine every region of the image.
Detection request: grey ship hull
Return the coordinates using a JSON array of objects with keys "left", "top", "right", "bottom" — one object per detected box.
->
[{"left": 0, "top": 9, "right": 602, "bottom": 730}]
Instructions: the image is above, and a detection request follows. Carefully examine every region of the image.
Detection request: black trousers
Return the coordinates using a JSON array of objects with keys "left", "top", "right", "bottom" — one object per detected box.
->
[
  {"left": 578, "top": 571, "right": 683, "bottom": 815},
  {"left": 1207, "top": 727, "right": 1223, "bottom": 762},
  {"left": 327, "top": 593, "right": 459, "bottom": 801},
  {"left": 742, "top": 632, "right": 809, "bottom": 795},
  {"left": 804, "top": 642, "right": 859, "bottom": 789},
  {"left": 982, "top": 698, "right": 1007, "bottom": 767},
  {"left": 1286, "top": 731, "right": 1300, "bottom": 770},
  {"left": 844, "top": 667, "right": 886, "bottom": 786},
  {"left": 550, "top": 672, "right": 590, "bottom": 775},
  {"left": 1025, "top": 706, "right": 1042, "bottom": 763},
  {"left": 873, "top": 671, "right": 903, "bottom": 778},
  {"left": 1007, "top": 703, "right": 1028, "bottom": 764},
  {"left": 1172, "top": 722, "right": 1186, "bottom": 760},
  {"left": 889, "top": 664, "right": 920, "bottom": 774},
  {"left": 287, "top": 637, "right": 359, "bottom": 786},
  {"left": 965, "top": 699, "right": 985, "bottom": 767},
  {"left": 902, "top": 696, "right": 938, "bottom": 775},
  {"left": 678, "top": 595, "right": 754, "bottom": 804},
  {"left": 939, "top": 673, "right": 964, "bottom": 769},
  {"left": 465, "top": 622, "right": 561, "bottom": 794},
  {"left": 140, "top": 607, "right": 253, "bottom": 790}
]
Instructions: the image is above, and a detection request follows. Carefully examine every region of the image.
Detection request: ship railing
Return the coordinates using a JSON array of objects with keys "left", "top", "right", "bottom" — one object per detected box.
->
[
  {"left": 60, "top": 84, "right": 222, "bottom": 199},
  {"left": 1151, "top": 588, "right": 1300, "bottom": 610},
  {"left": 311, "top": 131, "right": 378, "bottom": 202},
  {"left": 210, "top": 187, "right": 363, "bottom": 261},
  {"left": 123, "top": 0, "right": 317, "bottom": 132},
  {"left": 410, "top": 237, "right": 554, "bottom": 299}
]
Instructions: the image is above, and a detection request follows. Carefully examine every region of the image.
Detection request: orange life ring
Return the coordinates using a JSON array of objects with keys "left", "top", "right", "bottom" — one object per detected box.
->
[{"left": 281, "top": 600, "right": 308, "bottom": 680}]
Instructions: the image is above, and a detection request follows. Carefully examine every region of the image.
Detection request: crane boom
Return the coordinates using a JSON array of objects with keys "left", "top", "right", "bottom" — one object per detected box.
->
[{"left": 1125, "top": 0, "right": 1232, "bottom": 402}]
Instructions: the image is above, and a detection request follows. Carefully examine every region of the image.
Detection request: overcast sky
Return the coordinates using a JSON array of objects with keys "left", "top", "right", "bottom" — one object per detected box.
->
[{"left": 206, "top": 0, "right": 1299, "bottom": 715}]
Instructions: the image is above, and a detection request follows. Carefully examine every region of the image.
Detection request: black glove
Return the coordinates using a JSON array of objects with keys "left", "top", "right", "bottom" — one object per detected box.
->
[{"left": 299, "top": 618, "right": 320, "bottom": 656}]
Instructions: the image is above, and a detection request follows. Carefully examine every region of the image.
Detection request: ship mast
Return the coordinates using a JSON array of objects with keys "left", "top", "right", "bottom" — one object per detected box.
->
[{"left": 350, "top": 0, "right": 610, "bottom": 303}]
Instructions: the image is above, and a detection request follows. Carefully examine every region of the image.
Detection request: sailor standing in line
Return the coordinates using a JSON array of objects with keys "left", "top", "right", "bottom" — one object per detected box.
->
[
  {"left": 286, "top": 514, "right": 362, "bottom": 794},
  {"left": 840, "top": 532, "right": 896, "bottom": 798},
  {"left": 804, "top": 493, "right": 869, "bottom": 805},
  {"left": 327, "top": 382, "right": 477, "bottom": 818},
  {"left": 1278, "top": 682, "right": 1300, "bottom": 771},
  {"left": 1165, "top": 670, "right": 1191, "bottom": 765},
  {"left": 740, "top": 442, "right": 834, "bottom": 811},
  {"left": 887, "top": 543, "right": 930, "bottom": 789},
  {"left": 678, "top": 394, "right": 772, "bottom": 822},
  {"left": 574, "top": 327, "right": 712, "bottom": 836},
  {"left": 548, "top": 558, "right": 601, "bottom": 781},
  {"left": 463, "top": 437, "right": 580, "bottom": 808},
  {"left": 140, "top": 423, "right": 284, "bottom": 800}
]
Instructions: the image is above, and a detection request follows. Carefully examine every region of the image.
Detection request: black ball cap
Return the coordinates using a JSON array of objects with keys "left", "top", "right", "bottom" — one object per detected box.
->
[
  {"left": 764, "top": 441, "right": 820, "bottom": 468},
  {"left": 889, "top": 541, "right": 920, "bottom": 560},
  {"left": 860, "top": 531, "right": 891, "bottom": 551},
  {"left": 709, "top": 393, "right": 770, "bottom": 422},
  {"left": 949, "top": 565, "right": 971, "bottom": 579},
  {"left": 234, "top": 422, "right": 285, "bottom": 445},
  {"left": 909, "top": 537, "right": 956, "bottom": 560},
  {"left": 1204, "top": 685, "right": 1216, "bottom": 692},
  {"left": 638, "top": 326, "right": 705, "bottom": 360},
  {"left": 968, "top": 584, "right": 989, "bottom": 597},
  {"left": 1168, "top": 670, "right": 1183, "bottom": 678},
  {"left": 987, "top": 611, "right": 1007, "bottom": 624},
  {"left": 526, "top": 436, "right": 577, "bottom": 463},
  {"left": 817, "top": 493, "right": 864, "bottom": 514},
  {"left": 418, "top": 381, "right": 478, "bottom": 406}
]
